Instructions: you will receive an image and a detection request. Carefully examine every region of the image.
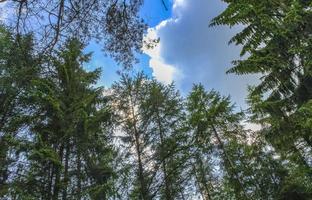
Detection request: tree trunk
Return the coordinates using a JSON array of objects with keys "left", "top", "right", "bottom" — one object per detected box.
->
[
  {"left": 156, "top": 112, "right": 172, "bottom": 200},
  {"left": 62, "top": 141, "right": 70, "bottom": 200},
  {"left": 77, "top": 150, "right": 82, "bottom": 200},
  {"left": 131, "top": 103, "right": 149, "bottom": 200},
  {"left": 134, "top": 125, "right": 149, "bottom": 200},
  {"left": 0, "top": 137, "right": 9, "bottom": 192},
  {"left": 194, "top": 154, "right": 212, "bottom": 200},
  {"left": 53, "top": 144, "right": 64, "bottom": 200},
  {"left": 46, "top": 162, "right": 54, "bottom": 200},
  {"left": 211, "top": 124, "right": 250, "bottom": 200}
]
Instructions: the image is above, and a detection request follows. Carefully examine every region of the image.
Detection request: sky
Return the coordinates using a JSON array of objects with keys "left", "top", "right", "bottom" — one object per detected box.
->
[
  {"left": 85, "top": 0, "right": 258, "bottom": 110},
  {"left": 0, "top": 0, "right": 257, "bottom": 109}
]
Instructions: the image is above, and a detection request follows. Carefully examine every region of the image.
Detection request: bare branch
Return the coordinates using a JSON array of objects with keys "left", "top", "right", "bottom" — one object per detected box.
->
[{"left": 161, "top": 0, "right": 168, "bottom": 11}]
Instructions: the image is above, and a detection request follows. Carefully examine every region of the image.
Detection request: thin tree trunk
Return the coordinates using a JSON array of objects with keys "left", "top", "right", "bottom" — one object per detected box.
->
[
  {"left": 131, "top": 103, "right": 149, "bottom": 200},
  {"left": 193, "top": 154, "right": 212, "bottom": 200},
  {"left": 46, "top": 162, "right": 54, "bottom": 200},
  {"left": 62, "top": 141, "right": 70, "bottom": 200},
  {"left": 0, "top": 138, "right": 9, "bottom": 190},
  {"left": 211, "top": 124, "right": 250, "bottom": 200},
  {"left": 53, "top": 144, "right": 64, "bottom": 200},
  {"left": 77, "top": 150, "right": 82, "bottom": 200},
  {"left": 179, "top": 188, "right": 186, "bottom": 200},
  {"left": 134, "top": 124, "right": 149, "bottom": 200},
  {"left": 156, "top": 112, "right": 172, "bottom": 200}
]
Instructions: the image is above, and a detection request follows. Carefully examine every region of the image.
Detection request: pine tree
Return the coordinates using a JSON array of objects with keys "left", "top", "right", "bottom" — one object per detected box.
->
[
  {"left": 11, "top": 38, "right": 115, "bottom": 199},
  {"left": 111, "top": 73, "right": 152, "bottom": 199},
  {"left": 185, "top": 84, "right": 291, "bottom": 199},
  {"left": 211, "top": 0, "right": 312, "bottom": 145},
  {"left": 111, "top": 74, "right": 188, "bottom": 199},
  {"left": 140, "top": 80, "right": 187, "bottom": 200},
  {"left": 0, "top": 26, "right": 39, "bottom": 197},
  {"left": 211, "top": 1, "right": 312, "bottom": 197},
  {"left": 186, "top": 84, "right": 250, "bottom": 200}
]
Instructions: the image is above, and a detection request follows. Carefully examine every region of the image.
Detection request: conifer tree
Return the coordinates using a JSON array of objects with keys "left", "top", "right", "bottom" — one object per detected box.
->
[
  {"left": 11, "top": 39, "right": 115, "bottom": 199},
  {"left": 0, "top": 26, "right": 39, "bottom": 197},
  {"left": 111, "top": 73, "right": 152, "bottom": 199},
  {"left": 140, "top": 80, "right": 187, "bottom": 200},
  {"left": 211, "top": 1, "right": 312, "bottom": 197},
  {"left": 186, "top": 84, "right": 249, "bottom": 199},
  {"left": 111, "top": 74, "right": 188, "bottom": 199},
  {"left": 185, "top": 84, "right": 290, "bottom": 200}
]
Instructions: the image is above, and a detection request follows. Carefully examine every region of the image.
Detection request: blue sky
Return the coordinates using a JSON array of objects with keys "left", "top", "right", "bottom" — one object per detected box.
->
[
  {"left": 83, "top": 0, "right": 172, "bottom": 87},
  {"left": 84, "top": 0, "right": 258, "bottom": 109}
]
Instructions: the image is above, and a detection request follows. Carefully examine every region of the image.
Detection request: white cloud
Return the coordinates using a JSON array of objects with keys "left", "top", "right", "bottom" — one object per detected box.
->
[
  {"left": 172, "top": 0, "right": 187, "bottom": 14},
  {"left": 142, "top": 24, "right": 181, "bottom": 84},
  {"left": 143, "top": 0, "right": 258, "bottom": 108},
  {"left": 173, "top": 0, "right": 185, "bottom": 7}
]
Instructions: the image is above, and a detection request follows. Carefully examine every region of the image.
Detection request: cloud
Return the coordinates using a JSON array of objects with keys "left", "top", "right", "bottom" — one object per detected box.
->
[
  {"left": 142, "top": 23, "right": 181, "bottom": 84},
  {"left": 143, "top": 0, "right": 258, "bottom": 108}
]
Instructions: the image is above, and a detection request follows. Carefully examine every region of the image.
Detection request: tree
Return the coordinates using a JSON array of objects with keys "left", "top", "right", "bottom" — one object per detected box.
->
[
  {"left": 211, "top": 0, "right": 312, "bottom": 196},
  {"left": 0, "top": 0, "right": 148, "bottom": 67},
  {"left": 111, "top": 74, "right": 188, "bottom": 200},
  {"left": 2, "top": 1, "right": 312, "bottom": 199},
  {"left": 111, "top": 73, "right": 152, "bottom": 199},
  {"left": 9, "top": 38, "right": 115, "bottom": 199},
  {"left": 185, "top": 84, "right": 291, "bottom": 200},
  {"left": 186, "top": 84, "right": 250, "bottom": 199},
  {"left": 0, "top": 25, "right": 39, "bottom": 197},
  {"left": 211, "top": 0, "right": 312, "bottom": 147},
  {"left": 140, "top": 80, "right": 187, "bottom": 200}
]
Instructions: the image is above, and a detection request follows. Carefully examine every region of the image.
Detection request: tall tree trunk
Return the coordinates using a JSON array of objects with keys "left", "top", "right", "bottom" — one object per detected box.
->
[
  {"left": 134, "top": 125, "right": 149, "bottom": 200},
  {"left": 211, "top": 124, "right": 250, "bottom": 200},
  {"left": 198, "top": 98, "right": 250, "bottom": 199},
  {"left": 53, "top": 144, "right": 64, "bottom": 200},
  {"left": 0, "top": 137, "right": 9, "bottom": 192},
  {"left": 62, "top": 141, "right": 70, "bottom": 200},
  {"left": 193, "top": 154, "right": 212, "bottom": 200},
  {"left": 47, "top": 162, "right": 54, "bottom": 200},
  {"left": 77, "top": 150, "right": 82, "bottom": 200},
  {"left": 131, "top": 103, "right": 149, "bottom": 200},
  {"left": 156, "top": 112, "right": 171, "bottom": 200}
]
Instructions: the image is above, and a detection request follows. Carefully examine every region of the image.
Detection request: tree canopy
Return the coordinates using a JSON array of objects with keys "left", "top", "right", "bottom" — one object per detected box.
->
[{"left": 1, "top": 0, "right": 311, "bottom": 199}]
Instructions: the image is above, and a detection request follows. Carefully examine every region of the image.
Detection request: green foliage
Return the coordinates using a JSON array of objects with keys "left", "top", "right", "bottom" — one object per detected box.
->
[
  {"left": 186, "top": 84, "right": 249, "bottom": 200},
  {"left": 111, "top": 74, "right": 188, "bottom": 199},
  {"left": 0, "top": 25, "right": 39, "bottom": 197},
  {"left": 0, "top": 37, "right": 115, "bottom": 199},
  {"left": 1, "top": 0, "right": 312, "bottom": 197},
  {"left": 212, "top": 0, "right": 312, "bottom": 198}
]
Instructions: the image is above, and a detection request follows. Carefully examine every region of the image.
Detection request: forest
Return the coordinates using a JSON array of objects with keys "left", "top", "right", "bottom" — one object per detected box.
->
[{"left": 0, "top": 0, "right": 311, "bottom": 199}]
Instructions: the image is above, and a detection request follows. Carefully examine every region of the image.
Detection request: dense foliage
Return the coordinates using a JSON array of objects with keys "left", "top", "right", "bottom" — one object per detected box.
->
[{"left": 0, "top": 0, "right": 311, "bottom": 199}]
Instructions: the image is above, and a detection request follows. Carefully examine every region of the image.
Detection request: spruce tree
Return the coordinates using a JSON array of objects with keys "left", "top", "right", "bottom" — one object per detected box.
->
[
  {"left": 111, "top": 73, "right": 152, "bottom": 199},
  {"left": 13, "top": 39, "right": 115, "bottom": 199},
  {"left": 0, "top": 26, "right": 39, "bottom": 197},
  {"left": 211, "top": 1, "right": 312, "bottom": 197},
  {"left": 140, "top": 80, "right": 187, "bottom": 200}
]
